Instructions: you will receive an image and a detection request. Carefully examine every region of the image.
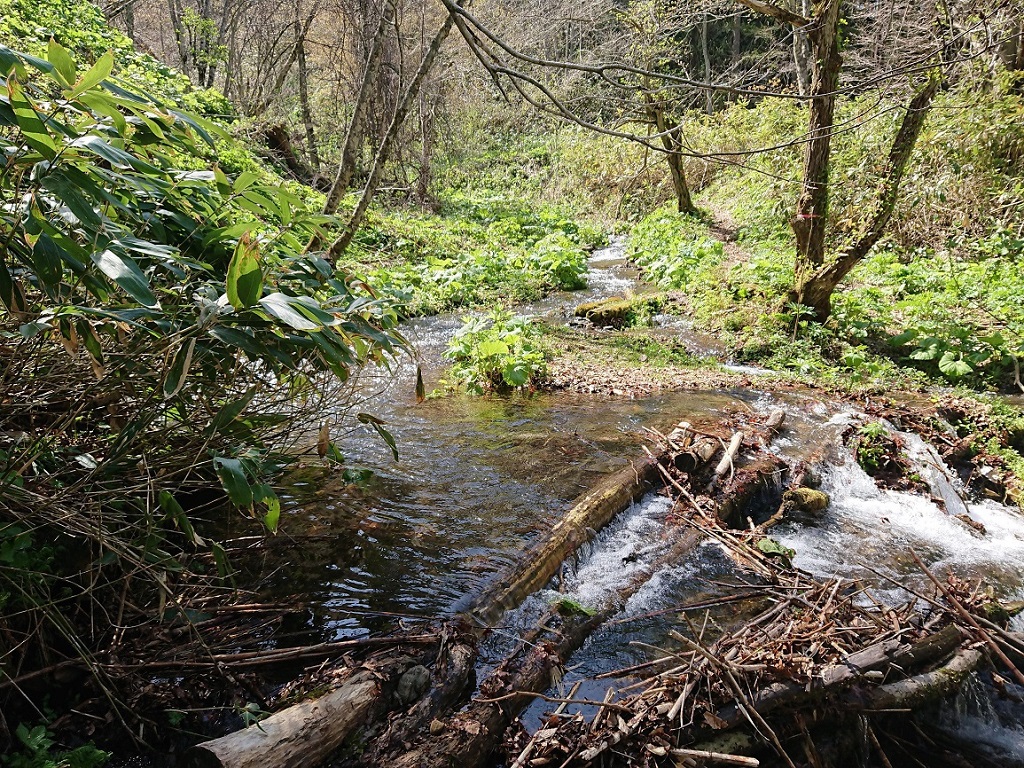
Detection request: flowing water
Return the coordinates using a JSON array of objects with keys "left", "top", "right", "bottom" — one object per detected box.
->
[{"left": 235, "top": 240, "right": 1024, "bottom": 761}]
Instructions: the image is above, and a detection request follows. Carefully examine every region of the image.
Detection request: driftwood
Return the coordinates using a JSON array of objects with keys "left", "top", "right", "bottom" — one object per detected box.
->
[
  {"left": 187, "top": 642, "right": 442, "bottom": 768},
  {"left": 190, "top": 660, "right": 403, "bottom": 768}
]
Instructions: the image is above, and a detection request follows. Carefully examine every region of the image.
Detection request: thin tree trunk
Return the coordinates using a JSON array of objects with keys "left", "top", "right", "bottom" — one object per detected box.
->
[
  {"left": 796, "top": 75, "right": 939, "bottom": 319},
  {"left": 321, "top": 2, "right": 394, "bottom": 217},
  {"left": 326, "top": 14, "right": 455, "bottom": 260},
  {"left": 702, "top": 14, "right": 714, "bottom": 114},
  {"left": 642, "top": 88, "right": 696, "bottom": 215},
  {"left": 792, "top": 0, "right": 812, "bottom": 95},
  {"left": 295, "top": 5, "right": 320, "bottom": 173}
]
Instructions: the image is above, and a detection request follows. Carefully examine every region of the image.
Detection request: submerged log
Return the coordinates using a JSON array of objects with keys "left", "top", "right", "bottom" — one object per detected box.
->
[{"left": 470, "top": 456, "right": 661, "bottom": 625}]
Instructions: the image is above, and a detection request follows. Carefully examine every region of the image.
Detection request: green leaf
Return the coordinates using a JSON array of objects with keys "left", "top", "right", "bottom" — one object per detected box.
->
[
  {"left": 757, "top": 537, "right": 796, "bottom": 563},
  {"left": 938, "top": 352, "right": 972, "bottom": 379},
  {"left": 31, "top": 233, "right": 65, "bottom": 287},
  {"left": 207, "top": 387, "right": 257, "bottom": 435},
  {"left": 477, "top": 340, "right": 509, "bottom": 357},
  {"left": 213, "top": 457, "right": 253, "bottom": 508},
  {"left": 263, "top": 496, "right": 281, "bottom": 533},
  {"left": 46, "top": 39, "right": 76, "bottom": 86},
  {"left": 7, "top": 77, "right": 56, "bottom": 158},
  {"left": 259, "top": 293, "right": 320, "bottom": 330},
  {"left": 164, "top": 338, "right": 196, "bottom": 398},
  {"left": 71, "top": 135, "right": 158, "bottom": 173},
  {"left": 226, "top": 236, "right": 263, "bottom": 309},
  {"left": 358, "top": 413, "right": 399, "bottom": 460},
  {"left": 159, "top": 490, "right": 204, "bottom": 546},
  {"left": 69, "top": 50, "right": 114, "bottom": 99},
  {"left": 91, "top": 249, "right": 158, "bottom": 307},
  {"left": 502, "top": 362, "right": 530, "bottom": 387}
]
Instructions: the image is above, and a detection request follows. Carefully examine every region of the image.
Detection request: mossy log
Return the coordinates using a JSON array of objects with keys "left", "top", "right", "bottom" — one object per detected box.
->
[{"left": 573, "top": 295, "right": 662, "bottom": 327}]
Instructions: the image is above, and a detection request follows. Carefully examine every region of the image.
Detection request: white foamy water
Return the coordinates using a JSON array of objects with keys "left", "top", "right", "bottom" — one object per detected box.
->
[
  {"left": 774, "top": 455, "right": 1024, "bottom": 601},
  {"left": 560, "top": 493, "right": 675, "bottom": 611}
]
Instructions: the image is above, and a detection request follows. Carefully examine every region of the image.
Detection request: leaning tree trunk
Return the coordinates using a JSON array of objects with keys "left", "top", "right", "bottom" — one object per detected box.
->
[
  {"left": 794, "top": 74, "right": 939, "bottom": 320},
  {"left": 320, "top": 2, "right": 394, "bottom": 217},
  {"left": 642, "top": 87, "right": 696, "bottom": 215}
]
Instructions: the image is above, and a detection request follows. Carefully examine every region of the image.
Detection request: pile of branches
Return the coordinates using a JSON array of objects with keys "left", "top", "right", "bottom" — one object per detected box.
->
[{"left": 502, "top": 491, "right": 1022, "bottom": 768}]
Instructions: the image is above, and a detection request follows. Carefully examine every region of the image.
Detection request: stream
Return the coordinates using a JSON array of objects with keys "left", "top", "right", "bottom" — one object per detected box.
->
[{"left": 233, "top": 240, "right": 1024, "bottom": 764}]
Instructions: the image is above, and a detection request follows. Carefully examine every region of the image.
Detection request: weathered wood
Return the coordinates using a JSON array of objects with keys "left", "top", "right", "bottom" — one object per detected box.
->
[
  {"left": 189, "top": 670, "right": 381, "bottom": 768},
  {"left": 470, "top": 456, "right": 661, "bottom": 625},
  {"left": 671, "top": 748, "right": 760, "bottom": 767},
  {"left": 362, "top": 641, "right": 477, "bottom": 762},
  {"left": 865, "top": 647, "right": 984, "bottom": 710},
  {"left": 391, "top": 608, "right": 608, "bottom": 768},
  {"left": 712, "top": 624, "right": 964, "bottom": 730}
]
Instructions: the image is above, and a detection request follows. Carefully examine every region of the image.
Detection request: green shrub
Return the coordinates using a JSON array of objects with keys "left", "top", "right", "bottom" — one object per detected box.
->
[{"left": 444, "top": 311, "right": 548, "bottom": 393}]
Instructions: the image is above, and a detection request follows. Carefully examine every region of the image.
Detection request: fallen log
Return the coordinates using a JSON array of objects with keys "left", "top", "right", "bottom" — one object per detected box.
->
[
  {"left": 389, "top": 608, "right": 609, "bottom": 768},
  {"left": 389, "top": 412, "right": 792, "bottom": 768},
  {"left": 361, "top": 638, "right": 477, "bottom": 762},
  {"left": 470, "top": 456, "right": 661, "bottom": 625},
  {"left": 191, "top": 667, "right": 386, "bottom": 768},
  {"left": 188, "top": 650, "right": 432, "bottom": 768}
]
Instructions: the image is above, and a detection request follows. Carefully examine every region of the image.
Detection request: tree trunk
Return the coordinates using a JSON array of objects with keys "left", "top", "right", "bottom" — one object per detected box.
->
[
  {"left": 795, "top": 75, "right": 939, "bottom": 320},
  {"left": 642, "top": 90, "right": 696, "bottom": 215},
  {"left": 792, "top": 0, "right": 812, "bottom": 95},
  {"left": 791, "top": 0, "right": 842, "bottom": 283},
  {"left": 321, "top": 2, "right": 394, "bottom": 217},
  {"left": 326, "top": 14, "right": 455, "bottom": 260},
  {"left": 469, "top": 456, "right": 660, "bottom": 626},
  {"left": 295, "top": 5, "right": 320, "bottom": 173}
]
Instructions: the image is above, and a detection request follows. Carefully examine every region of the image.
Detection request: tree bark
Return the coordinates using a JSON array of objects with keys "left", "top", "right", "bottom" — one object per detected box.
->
[
  {"left": 642, "top": 90, "right": 696, "bottom": 215},
  {"left": 792, "top": 0, "right": 812, "bottom": 95},
  {"left": 190, "top": 672, "right": 380, "bottom": 768},
  {"left": 795, "top": 74, "right": 939, "bottom": 319},
  {"left": 469, "top": 456, "right": 661, "bottom": 626},
  {"left": 791, "top": 0, "right": 842, "bottom": 278},
  {"left": 295, "top": 4, "right": 320, "bottom": 173}
]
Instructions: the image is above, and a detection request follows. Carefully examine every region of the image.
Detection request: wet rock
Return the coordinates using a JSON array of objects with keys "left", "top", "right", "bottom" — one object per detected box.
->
[
  {"left": 783, "top": 487, "right": 830, "bottom": 514},
  {"left": 396, "top": 665, "right": 431, "bottom": 705}
]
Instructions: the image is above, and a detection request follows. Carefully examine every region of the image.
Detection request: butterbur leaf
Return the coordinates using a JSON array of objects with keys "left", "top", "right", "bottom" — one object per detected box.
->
[
  {"left": 477, "top": 340, "right": 509, "bottom": 357},
  {"left": 226, "top": 234, "right": 262, "bottom": 309},
  {"left": 213, "top": 456, "right": 253, "bottom": 508},
  {"left": 503, "top": 363, "right": 530, "bottom": 387},
  {"left": 47, "top": 39, "right": 75, "bottom": 85},
  {"left": 164, "top": 338, "right": 196, "bottom": 398},
  {"left": 938, "top": 351, "right": 972, "bottom": 379}
]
